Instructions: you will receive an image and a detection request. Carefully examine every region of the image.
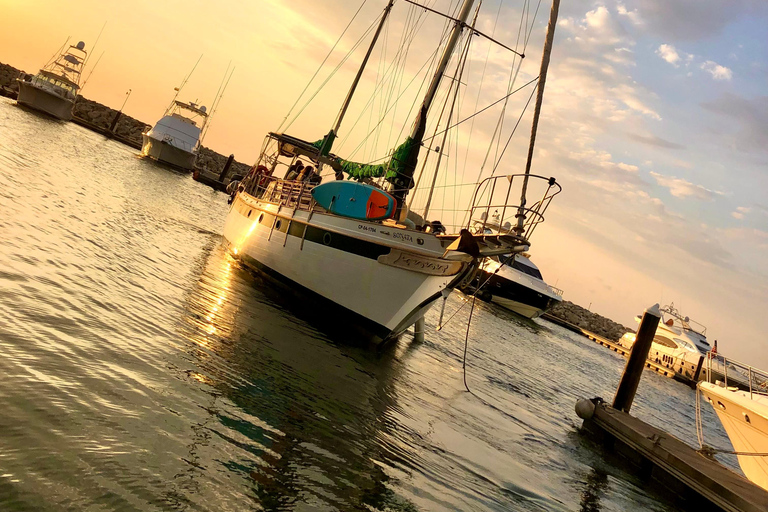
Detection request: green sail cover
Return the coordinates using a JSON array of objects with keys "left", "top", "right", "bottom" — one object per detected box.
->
[{"left": 312, "top": 137, "right": 418, "bottom": 184}]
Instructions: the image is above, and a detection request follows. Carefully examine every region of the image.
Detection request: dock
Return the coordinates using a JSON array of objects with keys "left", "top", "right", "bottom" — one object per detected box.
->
[
  {"left": 577, "top": 304, "right": 768, "bottom": 512},
  {"left": 542, "top": 312, "right": 700, "bottom": 386},
  {"left": 582, "top": 401, "right": 768, "bottom": 511},
  {"left": 71, "top": 116, "right": 143, "bottom": 150}
]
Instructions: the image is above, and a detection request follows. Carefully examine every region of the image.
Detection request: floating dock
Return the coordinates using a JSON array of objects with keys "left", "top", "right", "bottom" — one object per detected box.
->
[
  {"left": 582, "top": 401, "right": 768, "bottom": 512},
  {"left": 542, "top": 312, "right": 700, "bottom": 386}
]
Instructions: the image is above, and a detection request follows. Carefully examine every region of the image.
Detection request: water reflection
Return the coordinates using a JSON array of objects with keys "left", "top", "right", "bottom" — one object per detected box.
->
[
  {"left": 579, "top": 469, "right": 608, "bottom": 512},
  {"left": 176, "top": 244, "right": 416, "bottom": 510}
]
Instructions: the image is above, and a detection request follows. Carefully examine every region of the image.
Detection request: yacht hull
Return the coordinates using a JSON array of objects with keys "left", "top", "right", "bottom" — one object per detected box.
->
[
  {"left": 16, "top": 81, "right": 74, "bottom": 120},
  {"left": 141, "top": 134, "right": 197, "bottom": 171},
  {"left": 699, "top": 382, "right": 768, "bottom": 491},
  {"left": 223, "top": 192, "right": 472, "bottom": 344},
  {"left": 477, "top": 268, "right": 561, "bottom": 319}
]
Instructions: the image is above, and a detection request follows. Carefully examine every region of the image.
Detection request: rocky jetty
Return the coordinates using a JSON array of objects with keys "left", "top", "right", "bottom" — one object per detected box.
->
[
  {"left": 547, "top": 300, "right": 632, "bottom": 341},
  {"left": 194, "top": 147, "right": 251, "bottom": 180},
  {"left": 0, "top": 62, "right": 23, "bottom": 98},
  {"left": 72, "top": 97, "right": 150, "bottom": 147}
]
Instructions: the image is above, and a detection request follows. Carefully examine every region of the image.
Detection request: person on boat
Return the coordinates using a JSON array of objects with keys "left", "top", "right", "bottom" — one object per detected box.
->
[
  {"left": 297, "top": 165, "right": 314, "bottom": 182},
  {"left": 308, "top": 169, "right": 322, "bottom": 185},
  {"left": 285, "top": 161, "right": 304, "bottom": 180}
]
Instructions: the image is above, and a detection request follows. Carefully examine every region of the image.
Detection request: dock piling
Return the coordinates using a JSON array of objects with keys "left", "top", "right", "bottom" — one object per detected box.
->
[
  {"left": 219, "top": 154, "right": 235, "bottom": 182},
  {"left": 612, "top": 303, "right": 660, "bottom": 413}
]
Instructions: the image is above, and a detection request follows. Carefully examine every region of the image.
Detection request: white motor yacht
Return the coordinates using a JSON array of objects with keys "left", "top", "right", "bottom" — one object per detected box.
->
[
  {"left": 467, "top": 253, "right": 563, "bottom": 319},
  {"left": 142, "top": 100, "right": 208, "bottom": 171},
  {"left": 619, "top": 303, "right": 710, "bottom": 380},
  {"left": 699, "top": 355, "right": 768, "bottom": 491},
  {"left": 16, "top": 41, "right": 87, "bottom": 120}
]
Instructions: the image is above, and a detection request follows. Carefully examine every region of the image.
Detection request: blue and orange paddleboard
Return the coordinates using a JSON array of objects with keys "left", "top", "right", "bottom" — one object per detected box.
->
[{"left": 311, "top": 181, "right": 396, "bottom": 221}]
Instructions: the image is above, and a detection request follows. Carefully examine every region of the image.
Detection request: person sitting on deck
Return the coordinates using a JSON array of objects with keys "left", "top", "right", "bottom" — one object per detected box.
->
[
  {"left": 308, "top": 170, "right": 322, "bottom": 185},
  {"left": 297, "top": 165, "right": 314, "bottom": 182},
  {"left": 285, "top": 161, "right": 304, "bottom": 180}
]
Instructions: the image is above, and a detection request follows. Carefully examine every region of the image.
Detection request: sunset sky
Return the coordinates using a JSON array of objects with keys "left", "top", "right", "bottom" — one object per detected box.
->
[{"left": 2, "top": 0, "right": 767, "bottom": 366}]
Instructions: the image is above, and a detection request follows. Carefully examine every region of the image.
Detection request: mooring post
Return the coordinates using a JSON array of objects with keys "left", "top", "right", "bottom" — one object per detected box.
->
[
  {"left": 612, "top": 303, "right": 660, "bottom": 413},
  {"left": 413, "top": 317, "right": 425, "bottom": 343},
  {"left": 108, "top": 111, "right": 122, "bottom": 133},
  {"left": 219, "top": 154, "right": 235, "bottom": 182}
]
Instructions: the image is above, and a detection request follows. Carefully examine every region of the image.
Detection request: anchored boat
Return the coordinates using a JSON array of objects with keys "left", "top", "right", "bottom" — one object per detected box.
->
[
  {"left": 16, "top": 41, "right": 87, "bottom": 120},
  {"left": 224, "top": 0, "right": 563, "bottom": 344},
  {"left": 699, "top": 354, "right": 768, "bottom": 491},
  {"left": 142, "top": 61, "right": 233, "bottom": 171}
]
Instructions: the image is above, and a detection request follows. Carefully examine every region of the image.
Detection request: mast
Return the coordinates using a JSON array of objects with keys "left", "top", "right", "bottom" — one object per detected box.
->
[
  {"left": 319, "top": 0, "right": 395, "bottom": 157},
  {"left": 514, "top": 0, "right": 560, "bottom": 235},
  {"left": 422, "top": 7, "right": 479, "bottom": 220},
  {"left": 389, "top": 0, "right": 475, "bottom": 220}
]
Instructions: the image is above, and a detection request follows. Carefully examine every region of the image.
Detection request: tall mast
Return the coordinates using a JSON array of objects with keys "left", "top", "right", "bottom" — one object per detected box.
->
[
  {"left": 319, "top": 0, "right": 395, "bottom": 156},
  {"left": 389, "top": 0, "right": 475, "bottom": 220},
  {"left": 514, "top": 0, "right": 560, "bottom": 235}
]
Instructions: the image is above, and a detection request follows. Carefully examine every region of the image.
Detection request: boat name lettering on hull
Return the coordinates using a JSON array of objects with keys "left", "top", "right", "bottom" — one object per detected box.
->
[{"left": 378, "top": 249, "right": 463, "bottom": 276}]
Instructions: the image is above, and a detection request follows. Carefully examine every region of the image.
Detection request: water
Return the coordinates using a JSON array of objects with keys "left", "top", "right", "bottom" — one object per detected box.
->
[{"left": 0, "top": 97, "right": 738, "bottom": 511}]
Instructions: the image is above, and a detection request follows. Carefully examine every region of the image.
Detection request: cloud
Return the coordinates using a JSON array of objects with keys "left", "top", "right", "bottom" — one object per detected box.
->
[
  {"left": 626, "top": 133, "right": 685, "bottom": 149},
  {"left": 701, "top": 94, "right": 768, "bottom": 152},
  {"left": 632, "top": 0, "right": 767, "bottom": 41},
  {"left": 656, "top": 44, "right": 681, "bottom": 66},
  {"left": 731, "top": 206, "right": 751, "bottom": 219},
  {"left": 700, "top": 60, "right": 733, "bottom": 80},
  {"left": 649, "top": 171, "right": 722, "bottom": 200}
]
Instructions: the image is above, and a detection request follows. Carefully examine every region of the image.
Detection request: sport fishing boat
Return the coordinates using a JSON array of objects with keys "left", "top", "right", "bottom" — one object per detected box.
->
[
  {"left": 142, "top": 100, "right": 209, "bottom": 171},
  {"left": 224, "top": 0, "right": 563, "bottom": 344},
  {"left": 619, "top": 303, "right": 710, "bottom": 381},
  {"left": 16, "top": 41, "right": 87, "bottom": 120},
  {"left": 142, "top": 62, "right": 233, "bottom": 171},
  {"left": 699, "top": 354, "right": 768, "bottom": 491}
]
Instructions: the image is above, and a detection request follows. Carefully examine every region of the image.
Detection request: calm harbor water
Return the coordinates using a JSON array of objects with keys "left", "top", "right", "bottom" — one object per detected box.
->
[{"left": 0, "top": 97, "right": 737, "bottom": 511}]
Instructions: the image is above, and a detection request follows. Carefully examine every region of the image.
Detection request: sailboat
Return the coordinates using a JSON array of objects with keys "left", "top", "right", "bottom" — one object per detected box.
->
[
  {"left": 16, "top": 40, "right": 88, "bottom": 120},
  {"left": 224, "top": 0, "right": 562, "bottom": 344}
]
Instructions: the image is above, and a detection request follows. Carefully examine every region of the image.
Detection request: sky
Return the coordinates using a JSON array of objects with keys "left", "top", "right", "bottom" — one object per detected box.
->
[{"left": 1, "top": 0, "right": 767, "bottom": 366}]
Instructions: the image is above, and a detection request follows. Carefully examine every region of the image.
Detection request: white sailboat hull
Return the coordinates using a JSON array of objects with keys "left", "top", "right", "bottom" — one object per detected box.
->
[
  {"left": 141, "top": 133, "right": 197, "bottom": 171},
  {"left": 16, "top": 80, "right": 74, "bottom": 121},
  {"left": 700, "top": 382, "right": 768, "bottom": 491},
  {"left": 223, "top": 193, "right": 471, "bottom": 342}
]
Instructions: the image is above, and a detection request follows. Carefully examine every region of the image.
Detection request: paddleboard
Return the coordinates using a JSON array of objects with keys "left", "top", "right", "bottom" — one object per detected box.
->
[{"left": 311, "top": 181, "right": 396, "bottom": 221}]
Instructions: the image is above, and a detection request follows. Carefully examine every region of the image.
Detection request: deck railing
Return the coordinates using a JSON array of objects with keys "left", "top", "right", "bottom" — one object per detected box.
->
[{"left": 705, "top": 352, "right": 768, "bottom": 399}]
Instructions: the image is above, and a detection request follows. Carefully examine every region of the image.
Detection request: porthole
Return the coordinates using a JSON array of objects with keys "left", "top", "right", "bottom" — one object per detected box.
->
[
  {"left": 322, "top": 232, "right": 332, "bottom": 246},
  {"left": 275, "top": 220, "right": 282, "bottom": 230},
  {"left": 258, "top": 213, "right": 264, "bottom": 223},
  {"left": 717, "top": 401, "right": 726, "bottom": 410},
  {"left": 247, "top": 209, "right": 252, "bottom": 218},
  {"left": 744, "top": 413, "right": 751, "bottom": 424}
]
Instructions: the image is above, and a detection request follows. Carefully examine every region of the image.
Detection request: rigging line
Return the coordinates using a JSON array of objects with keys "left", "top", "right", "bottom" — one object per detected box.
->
[
  {"left": 79, "top": 52, "right": 104, "bottom": 93},
  {"left": 423, "top": 76, "right": 538, "bottom": 143},
  {"left": 490, "top": 80, "right": 538, "bottom": 175},
  {"left": 201, "top": 65, "right": 235, "bottom": 142},
  {"left": 343, "top": 16, "right": 451, "bottom": 161},
  {"left": 284, "top": 16, "right": 380, "bottom": 132},
  {"left": 277, "top": 0, "right": 370, "bottom": 132},
  {"left": 45, "top": 37, "right": 71, "bottom": 70}
]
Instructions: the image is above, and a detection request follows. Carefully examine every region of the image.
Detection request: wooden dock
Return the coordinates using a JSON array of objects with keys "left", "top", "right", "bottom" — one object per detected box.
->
[
  {"left": 582, "top": 401, "right": 768, "bottom": 512},
  {"left": 71, "top": 116, "right": 143, "bottom": 150},
  {"left": 542, "top": 313, "right": 699, "bottom": 386}
]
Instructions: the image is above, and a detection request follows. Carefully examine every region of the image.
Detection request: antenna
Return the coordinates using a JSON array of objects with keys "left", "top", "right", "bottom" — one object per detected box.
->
[
  {"left": 168, "top": 54, "right": 203, "bottom": 111},
  {"left": 201, "top": 63, "right": 235, "bottom": 143},
  {"left": 83, "top": 21, "right": 107, "bottom": 70},
  {"left": 80, "top": 51, "right": 104, "bottom": 92}
]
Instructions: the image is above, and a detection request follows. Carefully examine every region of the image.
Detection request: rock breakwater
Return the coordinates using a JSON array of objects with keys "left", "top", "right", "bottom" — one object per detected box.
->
[{"left": 547, "top": 300, "right": 632, "bottom": 341}]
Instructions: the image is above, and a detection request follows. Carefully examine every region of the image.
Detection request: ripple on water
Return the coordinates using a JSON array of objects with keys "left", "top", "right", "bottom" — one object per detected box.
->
[{"left": 0, "top": 99, "right": 736, "bottom": 511}]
